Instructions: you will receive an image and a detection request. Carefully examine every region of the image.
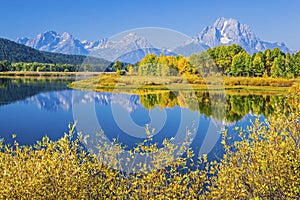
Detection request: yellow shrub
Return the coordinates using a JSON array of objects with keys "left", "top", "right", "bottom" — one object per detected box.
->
[{"left": 208, "top": 88, "right": 300, "bottom": 199}]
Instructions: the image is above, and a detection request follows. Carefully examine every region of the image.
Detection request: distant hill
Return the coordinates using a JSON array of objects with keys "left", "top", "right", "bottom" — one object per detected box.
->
[{"left": 0, "top": 38, "right": 110, "bottom": 66}]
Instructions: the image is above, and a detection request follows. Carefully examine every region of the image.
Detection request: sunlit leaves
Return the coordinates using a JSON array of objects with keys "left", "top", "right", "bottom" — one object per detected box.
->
[{"left": 208, "top": 87, "right": 300, "bottom": 199}]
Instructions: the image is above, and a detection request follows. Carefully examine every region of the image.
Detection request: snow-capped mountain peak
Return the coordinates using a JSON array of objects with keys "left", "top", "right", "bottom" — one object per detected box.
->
[
  {"left": 16, "top": 18, "right": 292, "bottom": 60},
  {"left": 81, "top": 38, "right": 108, "bottom": 51},
  {"left": 61, "top": 32, "right": 72, "bottom": 40},
  {"left": 17, "top": 31, "right": 88, "bottom": 55},
  {"left": 122, "top": 32, "right": 152, "bottom": 48},
  {"left": 90, "top": 32, "right": 160, "bottom": 63},
  {"left": 186, "top": 17, "right": 290, "bottom": 54},
  {"left": 120, "top": 32, "right": 152, "bottom": 47}
]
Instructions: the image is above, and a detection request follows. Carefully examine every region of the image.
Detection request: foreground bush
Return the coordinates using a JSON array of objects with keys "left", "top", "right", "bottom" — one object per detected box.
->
[
  {"left": 0, "top": 87, "right": 299, "bottom": 199},
  {"left": 208, "top": 86, "right": 300, "bottom": 199},
  {"left": 0, "top": 125, "right": 209, "bottom": 199}
]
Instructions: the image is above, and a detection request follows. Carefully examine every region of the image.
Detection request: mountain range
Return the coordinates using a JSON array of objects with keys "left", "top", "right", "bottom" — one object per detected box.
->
[
  {"left": 17, "top": 17, "right": 292, "bottom": 63},
  {"left": 0, "top": 38, "right": 110, "bottom": 68}
]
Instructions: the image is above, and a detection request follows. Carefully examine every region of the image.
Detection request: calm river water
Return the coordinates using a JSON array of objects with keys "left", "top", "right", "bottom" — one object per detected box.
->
[{"left": 1, "top": 77, "right": 279, "bottom": 161}]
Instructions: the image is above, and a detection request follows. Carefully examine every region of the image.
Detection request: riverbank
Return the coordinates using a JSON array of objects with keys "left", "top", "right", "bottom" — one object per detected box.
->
[{"left": 68, "top": 74, "right": 300, "bottom": 94}]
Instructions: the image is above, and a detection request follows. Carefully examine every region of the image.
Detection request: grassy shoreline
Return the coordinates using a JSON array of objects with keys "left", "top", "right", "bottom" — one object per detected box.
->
[
  {"left": 1, "top": 72, "right": 299, "bottom": 94},
  {"left": 68, "top": 74, "right": 300, "bottom": 94}
]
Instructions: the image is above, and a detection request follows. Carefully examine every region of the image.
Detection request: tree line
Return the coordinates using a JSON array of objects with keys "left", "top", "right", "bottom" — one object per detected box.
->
[
  {"left": 133, "top": 45, "right": 300, "bottom": 78},
  {"left": 2, "top": 40, "right": 300, "bottom": 77},
  {"left": 0, "top": 61, "right": 108, "bottom": 72}
]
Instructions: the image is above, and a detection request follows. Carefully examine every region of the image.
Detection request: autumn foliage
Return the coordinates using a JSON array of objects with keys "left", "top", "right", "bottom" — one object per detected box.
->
[{"left": 134, "top": 45, "right": 300, "bottom": 78}]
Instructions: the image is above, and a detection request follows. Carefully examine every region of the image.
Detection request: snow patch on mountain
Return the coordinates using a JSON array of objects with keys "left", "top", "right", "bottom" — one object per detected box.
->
[
  {"left": 191, "top": 17, "right": 290, "bottom": 54},
  {"left": 220, "top": 21, "right": 231, "bottom": 44},
  {"left": 89, "top": 32, "right": 177, "bottom": 63},
  {"left": 17, "top": 31, "right": 88, "bottom": 55},
  {"left": 16, "top": 18, "right": 292, "bottom": 61}
]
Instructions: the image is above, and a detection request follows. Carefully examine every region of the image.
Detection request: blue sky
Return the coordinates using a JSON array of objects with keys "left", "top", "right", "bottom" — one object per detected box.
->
[{"left": 1, "top": 0, "right": 300, "bottom": 50}]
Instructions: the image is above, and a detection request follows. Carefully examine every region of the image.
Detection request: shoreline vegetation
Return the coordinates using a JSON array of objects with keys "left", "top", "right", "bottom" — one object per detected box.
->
[
  {"left": 64, "top": 44, "right": 300, "bottom": 94},
  {"left": 1, "top": 71, "right": 299, "bottom": 94},
  {"left": 68, "top": 73, "right": 300, "bottom": 94}
]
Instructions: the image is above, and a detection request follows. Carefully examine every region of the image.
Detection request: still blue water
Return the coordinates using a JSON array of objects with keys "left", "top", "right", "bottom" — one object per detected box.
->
[{"left": 0, "top": 77, "right": 263, "bottom": 161}]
